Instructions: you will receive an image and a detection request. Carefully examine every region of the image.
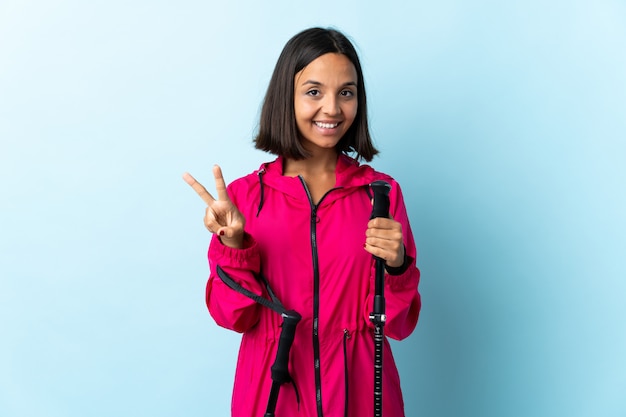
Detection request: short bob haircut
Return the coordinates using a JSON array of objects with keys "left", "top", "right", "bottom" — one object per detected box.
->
[{"left": 254, "top": 27, "right": 379, "bottom": 162}]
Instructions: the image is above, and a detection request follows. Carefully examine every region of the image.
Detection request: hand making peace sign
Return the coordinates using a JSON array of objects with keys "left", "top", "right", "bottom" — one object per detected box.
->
[{"left": 183, "top": 165, "right": 246, "bottom": 249}]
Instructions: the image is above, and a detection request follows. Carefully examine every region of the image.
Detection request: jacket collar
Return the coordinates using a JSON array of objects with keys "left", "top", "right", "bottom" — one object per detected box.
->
[
  {"left": 259, "top": 154, "right": 378, "bottom": 186},
  {"left": 254, "top": 154, "right": 380, "bottom": 207}
]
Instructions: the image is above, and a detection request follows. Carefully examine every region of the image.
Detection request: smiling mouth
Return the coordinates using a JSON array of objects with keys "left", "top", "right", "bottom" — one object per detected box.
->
[{"left": 314, "top": 121, "right": 340, "bottom": 129}]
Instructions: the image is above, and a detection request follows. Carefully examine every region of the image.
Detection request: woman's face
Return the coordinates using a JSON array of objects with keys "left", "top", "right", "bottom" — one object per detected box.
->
[{"left": 293, "top": 53, "right": 358, "bottom": 155}]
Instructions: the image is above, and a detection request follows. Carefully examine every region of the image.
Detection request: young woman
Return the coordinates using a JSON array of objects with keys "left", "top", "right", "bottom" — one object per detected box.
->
[{"left": 184, "top": 27, "right": 421, "bottom": 417}]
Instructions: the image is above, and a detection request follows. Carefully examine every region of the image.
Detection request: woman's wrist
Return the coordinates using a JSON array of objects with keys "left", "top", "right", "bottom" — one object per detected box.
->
[{"left": 385, "top": 247, "right": 409, "bottom": 275}]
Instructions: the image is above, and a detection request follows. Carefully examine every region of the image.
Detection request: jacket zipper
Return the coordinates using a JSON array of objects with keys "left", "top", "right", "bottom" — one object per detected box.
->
[
  {"left": 298, "top": 176, "right": 339, "bottom": 417},
  {"left": 343, "top": 328, "right": 350, "bottom": 417}
]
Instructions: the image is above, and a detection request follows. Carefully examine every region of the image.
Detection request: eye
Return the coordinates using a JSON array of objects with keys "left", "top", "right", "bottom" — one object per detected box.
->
[
  {"left": 306, "top": 89, "right": 321, "bottom": 97},
  {"left": 340, "top": 89, "right": 355, "bottom": 97}
]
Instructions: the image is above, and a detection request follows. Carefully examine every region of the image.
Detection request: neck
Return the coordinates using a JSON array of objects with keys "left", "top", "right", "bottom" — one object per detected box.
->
[{"left": 283, "top": 150, "right": 339, "bottom": 177}]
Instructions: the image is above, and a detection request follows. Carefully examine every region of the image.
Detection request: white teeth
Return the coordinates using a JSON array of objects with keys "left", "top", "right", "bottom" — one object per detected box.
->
[{"left": 315, "top": 122, "right": 339, "bottom": 129}]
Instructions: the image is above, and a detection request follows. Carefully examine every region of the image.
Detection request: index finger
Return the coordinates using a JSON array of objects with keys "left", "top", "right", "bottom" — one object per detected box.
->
[{"left": 182, "top": 172, "right": 215, "bottom": 206}]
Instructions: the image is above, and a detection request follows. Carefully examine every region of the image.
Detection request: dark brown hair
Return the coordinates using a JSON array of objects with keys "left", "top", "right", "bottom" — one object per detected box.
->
[{"left": 254, "top": 27, "right": 378, "bottom": 161}]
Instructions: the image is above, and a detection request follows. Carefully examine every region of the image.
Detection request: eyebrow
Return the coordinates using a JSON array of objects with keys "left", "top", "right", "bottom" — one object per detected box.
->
[{"left": 301, "top": 80, "right": 357, "bottom": 87}]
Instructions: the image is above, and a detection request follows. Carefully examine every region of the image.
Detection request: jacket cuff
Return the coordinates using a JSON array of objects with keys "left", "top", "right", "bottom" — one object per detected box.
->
[
  {"left": 209, "top": 232, "right": 259, "bottom": 269},
  {"left": 385, "top": 246, "right": 409, "bottom": 276}
]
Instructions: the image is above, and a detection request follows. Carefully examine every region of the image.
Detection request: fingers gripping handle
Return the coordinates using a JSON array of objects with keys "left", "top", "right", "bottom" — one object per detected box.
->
[{"left": 370, "top": 180, "right": 391, "bottom": 220}]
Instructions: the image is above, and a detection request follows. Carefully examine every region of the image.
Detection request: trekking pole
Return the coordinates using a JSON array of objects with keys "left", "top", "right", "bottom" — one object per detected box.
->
[
  {"left": 216, "top": 266, "right": 301, "bottom": 417},
  {"left": 368, "top": 180, "right": 391, "bottom": 417}
]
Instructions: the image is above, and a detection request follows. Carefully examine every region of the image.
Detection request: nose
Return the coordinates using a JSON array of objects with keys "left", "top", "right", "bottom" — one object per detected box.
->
[{"left": 322, "top": 95, "right": 340, "bottom": 116}]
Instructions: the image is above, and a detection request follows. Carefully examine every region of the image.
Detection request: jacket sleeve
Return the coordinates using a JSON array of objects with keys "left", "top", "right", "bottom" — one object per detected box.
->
[
  {"left": 206, "top": 232, "right": 264, "bottom": 333},
  {"left": 364, "top": 180, "right": 421, "bottom": 340}
]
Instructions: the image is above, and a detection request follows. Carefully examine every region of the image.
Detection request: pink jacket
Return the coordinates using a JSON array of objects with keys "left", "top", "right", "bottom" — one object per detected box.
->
[{"left": 206, "top": 155, "right": 421, "bottom": 417}]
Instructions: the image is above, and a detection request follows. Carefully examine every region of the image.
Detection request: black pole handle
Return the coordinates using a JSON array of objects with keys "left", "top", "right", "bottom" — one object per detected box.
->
[
  {"left": 271, "top": 310, "right": 302, "bottom": 383},
  {"left": 370, "top": 180, "right": 391, "bottom": 314},
  {"left": 370, "top": 180, "right": 391, "bottom": 220},
  {"left": 265, "top": 310, "right": 302, "bottom": 417}
]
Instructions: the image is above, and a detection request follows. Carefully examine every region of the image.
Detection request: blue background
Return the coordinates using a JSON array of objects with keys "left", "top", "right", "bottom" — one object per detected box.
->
[{"left": 1, "top": 1, "right": 624, "bottom": 416}]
